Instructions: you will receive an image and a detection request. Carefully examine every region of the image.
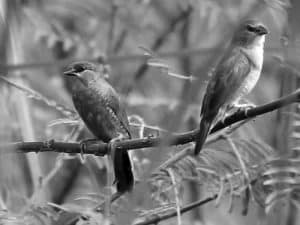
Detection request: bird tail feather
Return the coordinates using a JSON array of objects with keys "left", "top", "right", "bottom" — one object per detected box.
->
[
  {"left": 113, "top": 150, "right": 134, "bottom": 193},
  {"left": 194, "top": 119, "right": 212, "bottom": 155}
]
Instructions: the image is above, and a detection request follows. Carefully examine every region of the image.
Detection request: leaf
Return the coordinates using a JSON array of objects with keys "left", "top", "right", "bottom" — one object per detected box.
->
[
  {"left": 150, "top": 138, "right": 276, "bottom": 209},
  {"left": 258, "top": 152, "right": 300, "bottom": 213}
]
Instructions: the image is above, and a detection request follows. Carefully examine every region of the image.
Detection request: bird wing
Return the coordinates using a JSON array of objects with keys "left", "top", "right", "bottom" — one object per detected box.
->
[
  {"left": 201, "top": 47, "right": 252, "bottom": 118},
  {"left": 96, "top": 82, "right": 131, "bottom": 138},
  {"left": 115, "top": 100, "right": 132, "bottom": 138}
]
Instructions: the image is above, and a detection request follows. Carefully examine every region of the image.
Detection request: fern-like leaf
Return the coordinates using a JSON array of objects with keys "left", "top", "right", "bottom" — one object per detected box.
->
[
  {"left": 150, "top": 138, "right": 276, "bottom": 212},
  {"left": 258, "top": 150, "right": 300, "bottom": 213}
]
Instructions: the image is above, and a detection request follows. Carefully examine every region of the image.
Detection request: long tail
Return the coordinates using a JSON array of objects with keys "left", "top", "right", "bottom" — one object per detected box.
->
[
  {"left": 113, "top": 150, "right": 134, "bottom": 193},
  {"left": 194, "top": 118, "right": 212, "bottom": 155}
]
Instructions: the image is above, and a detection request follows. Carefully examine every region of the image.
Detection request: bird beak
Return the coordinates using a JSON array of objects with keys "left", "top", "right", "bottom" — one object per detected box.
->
[
  {"left": 64, "top": 68, "right": 88, "bottom": 86},
  {"left": 64, "top": 69, "right": 79, "bottom": 77},
  {"left": 257, "top": 25, "right": 269, "bottom": 35}
]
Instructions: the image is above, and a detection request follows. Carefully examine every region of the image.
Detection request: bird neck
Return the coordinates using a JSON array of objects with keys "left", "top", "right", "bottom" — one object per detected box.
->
[
  {"left": 240, "top": 36, "right": 265, "bottom": 69},
  {"left": 70, "top": 77, "right": 89, "bottom": 94},
  {"left": 246, "top": 35, "right": 265, "bottom": 49}
]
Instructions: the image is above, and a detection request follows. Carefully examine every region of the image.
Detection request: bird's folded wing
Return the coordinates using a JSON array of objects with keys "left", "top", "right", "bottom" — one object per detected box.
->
[
  {"left": 96, "top": 85, "right": 131, "bottom": 138},
  {"left": 201, "top": 47, "right": 251, "bottom": 117}
]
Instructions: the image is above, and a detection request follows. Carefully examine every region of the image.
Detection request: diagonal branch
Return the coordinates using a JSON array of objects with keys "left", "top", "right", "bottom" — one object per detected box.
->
[
  {"left": 134, "top": 176, "right": 260, "bottom": 225},
  {"left": 134, "top": 195, "right": 217, "bottom": 225},
  {"left": 133, "top": 5, "right": 193, "bottom": 82},
  {"left": 210, "top": 88, "right": 300, "bottom": 132},
  {"left": 1, "top": 89, "right": 299, "bottom": 155}
]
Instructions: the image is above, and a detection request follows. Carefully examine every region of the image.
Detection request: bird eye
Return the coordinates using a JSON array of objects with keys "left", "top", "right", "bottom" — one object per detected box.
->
[
  {"left": 74, "top": 64, "right": 85, "bottom": 72},
  {"left": 246, "top": 24, "right": 257, "bottom": 33}
]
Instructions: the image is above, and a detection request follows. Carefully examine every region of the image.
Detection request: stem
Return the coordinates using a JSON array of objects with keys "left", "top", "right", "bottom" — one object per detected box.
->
[{"left": 134, "top": 195, "right": 217, "bottom": 225}]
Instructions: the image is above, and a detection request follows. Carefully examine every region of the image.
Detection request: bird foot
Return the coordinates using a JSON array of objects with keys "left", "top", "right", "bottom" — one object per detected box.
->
[
  {"left": 108, "top": 133, "right": 125, "bottom": 155},
  {"left": 79, "top": 139, "right": 99, "bottom": 162},
  {"left": 235, "top": 103, "right": 256, "bottom": 117},
  {"left": 227, "top": 102, "right": 256, "bottom": 117},
  {"left": 79, "top": 138, "right": 99, "bottom": 151},
  {"left": 219, "top": 102, "right": 256, "bottom": 124}
]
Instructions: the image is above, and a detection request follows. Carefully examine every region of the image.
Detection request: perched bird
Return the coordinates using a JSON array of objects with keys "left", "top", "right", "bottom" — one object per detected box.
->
[
  {"left": 194, "top": 20, "right": 268, "bottom": 155},
  {"left": 64, "top": 62, "right": 134, "bottom": 193}
]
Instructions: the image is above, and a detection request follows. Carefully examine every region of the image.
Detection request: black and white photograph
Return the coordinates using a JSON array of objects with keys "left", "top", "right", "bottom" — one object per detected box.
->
[{"left": 0, "top": 0, "right": 299, "bottom": 225}]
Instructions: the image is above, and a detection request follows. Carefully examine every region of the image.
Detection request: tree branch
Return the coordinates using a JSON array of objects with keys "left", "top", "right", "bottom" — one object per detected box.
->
[
  {"left": 134, "top": 177, "right": 259, "bottom": 225},
  {"left": 211, "top": 88, "right": 300, "bottom": 132},
  {"left": 1, "top": 89, "right": 299, "bottom": 155},
  {"left": 134, "top": 195, "right": 217, "bottom": 225}
]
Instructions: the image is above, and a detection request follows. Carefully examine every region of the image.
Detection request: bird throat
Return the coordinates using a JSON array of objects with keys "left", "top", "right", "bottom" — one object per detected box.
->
[{"left": 242, "top": 36, "right": 265, "bottom": 70}]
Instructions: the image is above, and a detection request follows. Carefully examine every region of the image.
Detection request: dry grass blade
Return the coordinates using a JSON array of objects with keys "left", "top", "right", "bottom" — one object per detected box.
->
[
  {"left": 167, "top": 168, "right": 181, "bottom": 225},
  {"left": 0, "top": 75, "right": 77, "bottom": 118}
]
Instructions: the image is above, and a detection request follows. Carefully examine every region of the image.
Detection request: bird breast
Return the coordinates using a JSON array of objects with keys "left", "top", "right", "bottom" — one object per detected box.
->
[
  {"left": 236, "top": 66, "right": 261, "bottom": 100},
  {"left": 233, "top": 43, "right": 264, "bottom": 102},
  {"left": 71, "top": 82, "right": 128, "bottom": 142}
]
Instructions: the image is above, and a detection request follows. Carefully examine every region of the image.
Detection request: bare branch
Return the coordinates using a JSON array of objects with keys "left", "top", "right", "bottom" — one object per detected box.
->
[{"left": 1, "top": 89, "right": 299, "bottom": 155}]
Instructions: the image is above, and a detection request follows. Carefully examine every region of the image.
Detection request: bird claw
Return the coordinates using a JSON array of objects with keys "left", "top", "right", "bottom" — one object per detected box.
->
[
  {"left": 43, "top": 139, "right": 55, "bottom": 149},
  {"left": 235, "top": 103, "right": 256, "bottom": 117},
  {"left": 79, "top": 139, "right": 100, "bottom": 161},
  {"left": 227, "top": 102, "right": 256, "bottom": 116},
  {"left": 79, "top": 138, "right": 98, "bottom": 150},
  {"left": 219, "top": 102, "right": 256, "bottom": 124}
]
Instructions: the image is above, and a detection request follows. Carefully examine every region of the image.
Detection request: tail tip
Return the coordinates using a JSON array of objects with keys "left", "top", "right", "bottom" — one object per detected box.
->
[
  {"left": 116, "top": 178, "right": 134, "bottom": 193},
  {"left": 194, "top": 141, "right": 203, "bottom": 155}
]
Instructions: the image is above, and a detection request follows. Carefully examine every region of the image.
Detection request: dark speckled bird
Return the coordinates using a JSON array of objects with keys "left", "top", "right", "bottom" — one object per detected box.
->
[{"left": 64, "top": 61, "right": 134, "bottom": 193}]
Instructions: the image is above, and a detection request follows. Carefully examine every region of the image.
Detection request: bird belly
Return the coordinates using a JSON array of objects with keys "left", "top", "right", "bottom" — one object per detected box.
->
[
  {"left": 72, "top": 90, "right": 120, "bottom": 142},
  {"left": 231, "top": 67, "right": 261, "bottom": 104}
]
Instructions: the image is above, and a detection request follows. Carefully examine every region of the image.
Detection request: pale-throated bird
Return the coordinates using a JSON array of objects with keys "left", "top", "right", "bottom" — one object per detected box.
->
[
  {"left": 64, "top": 62, "right": 134, "bottom": 192},
  {"left": 194, "top": 20, "right": 268, "bottom": 155}
]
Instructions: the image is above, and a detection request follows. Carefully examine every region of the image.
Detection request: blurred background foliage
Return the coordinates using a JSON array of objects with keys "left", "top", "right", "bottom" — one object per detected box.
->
[{"left": 0, "top": 0, "right": 299, "bottom": 224}]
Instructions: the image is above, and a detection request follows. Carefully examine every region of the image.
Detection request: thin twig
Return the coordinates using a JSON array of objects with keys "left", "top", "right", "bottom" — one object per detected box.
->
[
  {"left": 106, "top": 1, "right": 118, "bottom": 55},
  {"left": 133, "top": 195, "right": 217, "bottom": 225},
  {"left": 168, "top": 4, "right": 193, "bottom": 132},
  {"left": 0, "top": 46, "right": 290, "bottom": 72},
  {"left": 132, "top": 5, "right": 193, "bottom": 82},
  {"left": 136, "top": 176, "right": 260, "bottom": 225},
  {"left": 0, "top": 75, "right": 76, "bottom": 117},
  {"left": 113, "top": 29, "right": 128, "bottom": 54}
]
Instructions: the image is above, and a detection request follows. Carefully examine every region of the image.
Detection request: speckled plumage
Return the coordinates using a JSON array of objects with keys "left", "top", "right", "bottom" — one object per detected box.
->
[
  {"left": 72, "top": 78, "right": 131, "bottom": 142},
  {"left": 65, "top": 62, "right": 133, "bottom": 192},
  {"left": 194, "top": 20, "right": 268, "bottom": 155}
]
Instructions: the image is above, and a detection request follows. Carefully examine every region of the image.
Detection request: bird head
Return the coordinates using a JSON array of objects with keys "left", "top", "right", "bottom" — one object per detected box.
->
[
  {"left": 64, "top": 61, "right": 98, "bottom": 86},
  {"left": 231, "top": 20, "right": 268, "bottom": 48}
]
